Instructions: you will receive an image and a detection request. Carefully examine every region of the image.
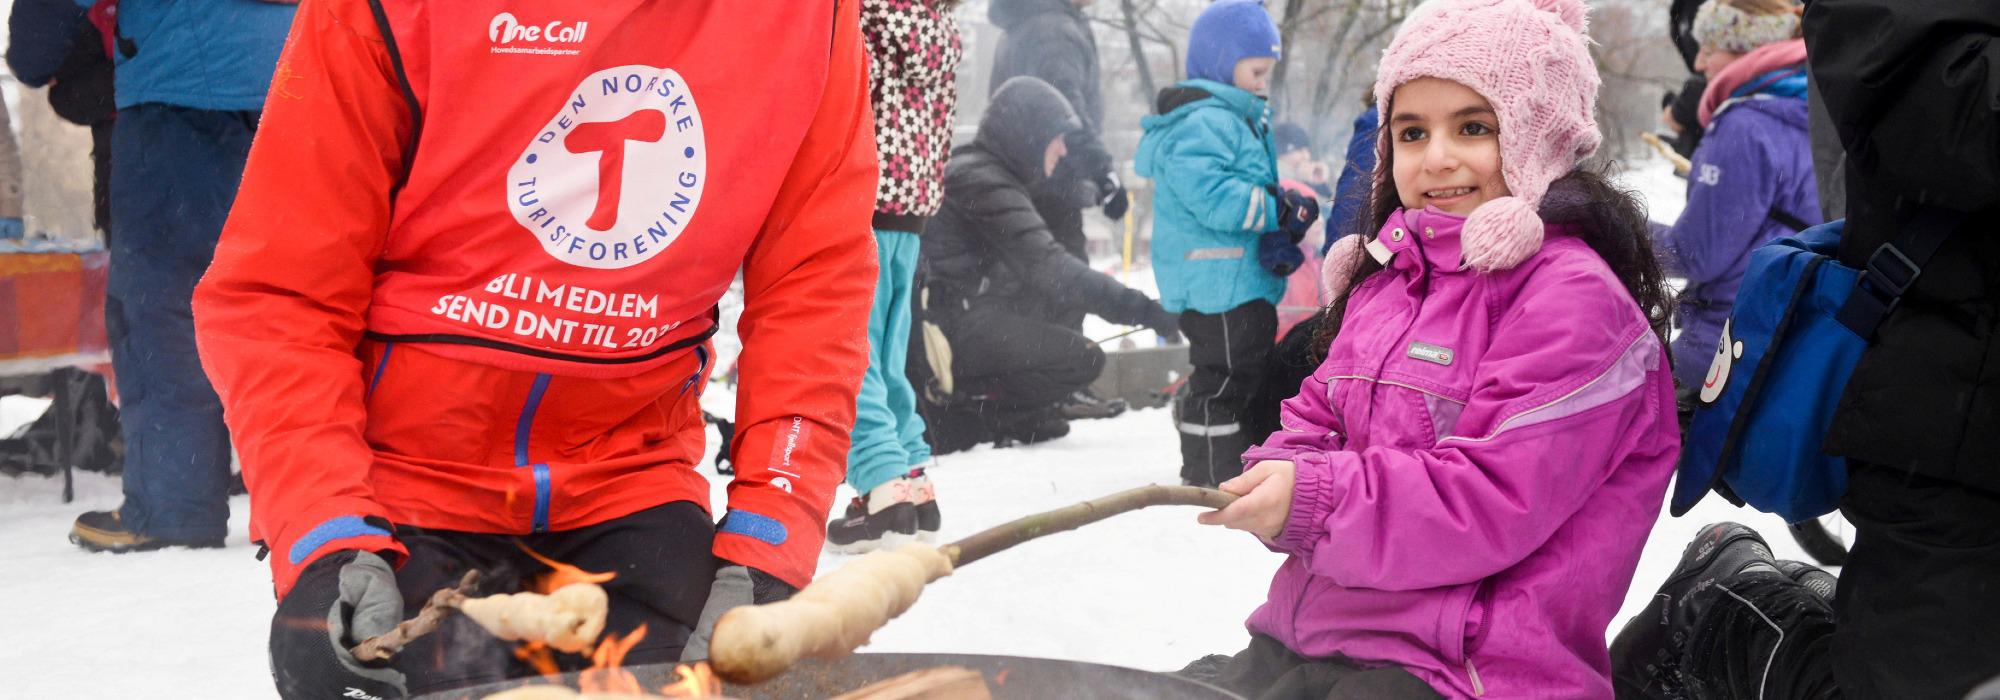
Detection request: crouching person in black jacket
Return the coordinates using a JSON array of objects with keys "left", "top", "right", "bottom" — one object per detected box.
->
[{"left": 918, "top": 77, "right": 1178, "bottom": 454}]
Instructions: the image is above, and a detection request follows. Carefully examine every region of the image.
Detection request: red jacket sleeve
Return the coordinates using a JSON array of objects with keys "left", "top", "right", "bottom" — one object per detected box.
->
[
  {"left": 712, "top": 0, "right": 880, "bottom": 589},
  {"left": 192, "top": 0, "right": 412, "bottom": 600}
]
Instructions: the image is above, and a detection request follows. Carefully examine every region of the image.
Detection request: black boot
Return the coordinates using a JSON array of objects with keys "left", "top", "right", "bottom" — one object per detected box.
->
[
  {"left": 70, "top": 510, "right": 225, "bottom": 553},
  {"left": 1610, "top": 522, "right": 1778, "bottom": 699},
  {"left": 1059, "top": 388, "right": 1127, "bottom": 420},
  {"left": 1774, "top": 559, "right": 1837, "bottom": 601},
  {"left": 989, "top": 407, "right": 1069, "bottom": 448}
]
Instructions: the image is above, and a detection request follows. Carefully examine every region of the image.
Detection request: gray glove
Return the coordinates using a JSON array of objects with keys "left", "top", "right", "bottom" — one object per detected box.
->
[
  {"left": 271, "top": 550, "right": 407, "bottom": 699},
  {"left": 680, "top": 564, "right": 796, "bottom": 662}
]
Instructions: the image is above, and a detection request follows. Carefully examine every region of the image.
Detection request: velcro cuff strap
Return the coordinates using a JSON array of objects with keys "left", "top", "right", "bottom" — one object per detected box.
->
[
  {"left": 717, "top": 510, "right": 788, "bottom": 546},
  {"left": 288, "top": 516, "right": 393, "bottom": 565}
]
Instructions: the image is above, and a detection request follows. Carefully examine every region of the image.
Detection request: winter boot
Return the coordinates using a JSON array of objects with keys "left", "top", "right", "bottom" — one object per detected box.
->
[
  {"left": 989, "top": 407, "right": 1069, "bottom": 448},
  {"left": 908, "top": 468, "right": 940, "bottom": 543},
  {"left": 1774, "top": 559, "right": 1837, "bottom": 601},
  {"left": 69, "top": 510, "right": 225, "bottom": 553},
  {"left": 1610, "top": 522, "right": 1778, "bottom": 699},
  {"left": 825, "top": 478, "right": 919, "bottom": 554},
  {"left": 1059, "top": 388, "right": 1128, "bottom": 420}
]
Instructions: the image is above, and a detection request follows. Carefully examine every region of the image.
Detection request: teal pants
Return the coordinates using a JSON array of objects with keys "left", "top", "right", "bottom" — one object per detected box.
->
[{"left": 846, "top": 229, "right": 930, "bottom": 494}]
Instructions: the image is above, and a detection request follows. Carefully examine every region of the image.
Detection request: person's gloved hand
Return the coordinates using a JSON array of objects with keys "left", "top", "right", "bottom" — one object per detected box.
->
[
  {"left": 1258, "top": 230, "right": 1306, "bottom": 277},
  {"left": 270, "top": 550, "right": 407, "bottom": 700},
  {"left": 1097, "top": 172, "right": 1130, "bottom": 220},
  {"left": 1146, "top": 306, "right": 1183, "bottom": 344},
  {"left": 1273, "top": 187, "right": 1321, "bottom": 244},
  {"left": 681, "top": 563, "right": 797, "bottom": 661}
]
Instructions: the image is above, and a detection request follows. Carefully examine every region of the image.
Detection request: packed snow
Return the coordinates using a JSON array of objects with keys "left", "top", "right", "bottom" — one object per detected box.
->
[{"left": 0, "top": 157, "right": 1828, "bottom": 699}]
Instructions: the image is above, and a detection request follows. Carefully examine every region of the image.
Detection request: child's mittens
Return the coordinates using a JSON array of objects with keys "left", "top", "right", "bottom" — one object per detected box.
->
[
  {"left": 1258, "top": 230, "right": 1305, "bottom": 277},
  {"left": 1273, "top": 187, "right": 1321, "bottom": 243},
  {"left": 1461, "top": 196, "right": 1544, "bottom": 273},
  {"left": 1320, "top": 233, "right": 1365, "bottom": 304}
]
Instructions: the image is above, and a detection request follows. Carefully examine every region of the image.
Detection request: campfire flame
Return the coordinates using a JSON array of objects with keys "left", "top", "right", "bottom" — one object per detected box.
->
[
  {"left": 659, "top": 662, "right": 723, "bottom": 698},
  {"left": 518, "top": 542, "right": 618, "bottom": 592},
  {"left": 513, "top": 642, "right": 561, "bottom": 679},
  {"left": 578, "top": 625, "right": 647, "bottom": 694}
]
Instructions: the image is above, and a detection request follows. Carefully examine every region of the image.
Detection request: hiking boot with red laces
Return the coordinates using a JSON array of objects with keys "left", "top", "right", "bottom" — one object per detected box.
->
[
  {"left": 908, "top": 469, "right": 940, "bottom": 543},
  {"left": 824, "top": 477, "right": 918, "bottom": 554}
]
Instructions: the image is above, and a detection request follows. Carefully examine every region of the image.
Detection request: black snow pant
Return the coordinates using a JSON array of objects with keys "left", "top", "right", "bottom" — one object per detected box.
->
[
  {"left": 1176, "top": 300, "right": 1277, "bottom": 487},
  {"left": 393, "top": 501, "right": 718, "bottom": 696},
  {"left": 1243, "top": 311, "right": 1325, "bottom": 449},
  {"left": 1683, "top": 464, "right": 2000, "bottom": 699},
  {"left": 917, "top": 303, "right": 1103, "bottom": 454},
  {"left": 1179, "top": 634, "right": 1441, "bottom": 700}
]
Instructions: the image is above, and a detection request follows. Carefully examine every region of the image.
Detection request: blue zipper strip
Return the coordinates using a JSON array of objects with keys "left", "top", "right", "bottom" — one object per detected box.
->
[
  {"left": 516, "top": 374, "right": 554, "bottom": 532},
  {"left": 365, "top": 342, "right": 395, "bottom": 399}
]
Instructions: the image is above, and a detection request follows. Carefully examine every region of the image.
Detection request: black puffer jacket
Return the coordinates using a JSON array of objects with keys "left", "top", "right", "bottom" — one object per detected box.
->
[
  {"left": 1807, "top": 0, "right": 2000, "bottom": 492},
  {"left": 989, "top": 0, "right": 1102, "bottom": 132},
  {"left": 923, "top": 78, "right": 1170, "bottom": 331}
]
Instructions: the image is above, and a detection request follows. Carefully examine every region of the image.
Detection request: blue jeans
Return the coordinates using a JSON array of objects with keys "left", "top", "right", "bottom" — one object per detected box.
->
[
  {"left": 845, "top": 230, "right": 929, "bottom": 494},
  {"left": 110, "top": 104, "right": 252, "bottom": 541}
]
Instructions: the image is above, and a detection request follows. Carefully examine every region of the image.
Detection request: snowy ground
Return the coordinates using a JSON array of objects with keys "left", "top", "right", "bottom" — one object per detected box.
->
[
  {"left": 0, "top": 156, "right": 1792, "bottom": 699},
  {"left": 3, "top": 392, "right": 1819, "bottom": 699}
]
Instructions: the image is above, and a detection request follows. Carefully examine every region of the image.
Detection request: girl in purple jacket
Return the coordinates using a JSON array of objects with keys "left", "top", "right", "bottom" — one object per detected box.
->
[{"left": 1192, "top": 0, "right": 1682, "bottom": 697}]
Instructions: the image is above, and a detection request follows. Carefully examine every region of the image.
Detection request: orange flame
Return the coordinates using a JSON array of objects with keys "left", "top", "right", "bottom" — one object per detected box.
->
[
  {"left": 512, "top": 642, "right": 561, "bottom": 679},
  {"left": 577, "top": 624, "right": 648, "bottom": 694},
  {"left": 659, "top": 662, "right": 723, "bottom": 698},
  {"left": 516, "top": 542, "right": 617, "bottom": 593}
]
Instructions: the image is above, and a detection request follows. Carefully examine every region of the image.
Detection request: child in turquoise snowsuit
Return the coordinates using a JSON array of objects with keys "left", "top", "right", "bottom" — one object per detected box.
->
[{"left": 1136, "top": 0, "right": 1316, "bottom": 486}]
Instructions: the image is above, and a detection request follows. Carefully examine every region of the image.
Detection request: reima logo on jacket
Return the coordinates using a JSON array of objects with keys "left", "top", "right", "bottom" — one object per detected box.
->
[
  {"left": 489, "top": 12, "right": 588, "bottom": 55},
  {"left": 508, "top": 66, "right": 708, "bottom": 269}
]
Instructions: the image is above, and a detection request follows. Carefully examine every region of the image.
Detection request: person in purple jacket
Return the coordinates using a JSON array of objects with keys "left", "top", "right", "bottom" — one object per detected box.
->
[
  {"left": 1657, "top": 0, "right": 1819, "bottom": 391},
  {"left": 1186, "top": 0, "right": 1680, "bottom": 697}
]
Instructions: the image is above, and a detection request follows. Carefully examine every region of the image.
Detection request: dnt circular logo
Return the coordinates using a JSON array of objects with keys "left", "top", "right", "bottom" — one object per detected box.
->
[{"left": 507, "top": 65, "right": 707, "bottom": 270}]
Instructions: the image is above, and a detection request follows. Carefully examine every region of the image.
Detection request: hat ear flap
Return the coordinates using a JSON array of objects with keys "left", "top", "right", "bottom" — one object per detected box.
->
[
  {"left": 1461, "top": 196, "right": 1543, "bottom": 272},
  {"left": 1320, "top": 233, "right": 1367, "bottom": 303}
]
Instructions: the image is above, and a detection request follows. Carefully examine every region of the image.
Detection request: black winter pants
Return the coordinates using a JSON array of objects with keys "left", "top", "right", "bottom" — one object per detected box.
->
[
  {"left": 941, "top": 304, "right": 1104, "bottom": 411},
  {"left": 1829, "top": 464, "right": 2000, "bottom": 698},
  {"left": 1177, "top": 301, "right": 1277, "bottom": 486},
  {"left": 392, "top": 502, "right": 718, "bottom": 696},
  {"left": 1685, "top": 464, "right": 2000, "bottom": 699},
  {"left": 1179, "top": 634, "right": 1441, "bottom": 700}
]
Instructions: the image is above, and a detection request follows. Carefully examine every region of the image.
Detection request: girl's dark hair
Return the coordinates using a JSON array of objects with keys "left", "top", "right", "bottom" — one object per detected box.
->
[{"left": 1310, "top": 163, "right": 1676, "bottom": 361}]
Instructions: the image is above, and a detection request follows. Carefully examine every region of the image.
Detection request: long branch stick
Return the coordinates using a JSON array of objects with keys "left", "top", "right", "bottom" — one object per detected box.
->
[
  {"left": 1639, "top": 131, "right": 1693, "bottom": 177},
  {"left": 350, "top": 570, "right": 480, "bottom": 663},
  {"left": 709, "top": 485, "right": 1238, "bottom": 685},
  {"left": 941, "top": 484, "right": 1238, "bottom": 568}
]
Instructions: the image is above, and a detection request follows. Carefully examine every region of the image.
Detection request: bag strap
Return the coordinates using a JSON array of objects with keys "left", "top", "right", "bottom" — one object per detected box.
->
[
  {"left": 1834, "top": 206, "right": 1969, "bottom": 339},
  {"left": 1768, "top": 205, "right": 1811, "bottom": 234}
]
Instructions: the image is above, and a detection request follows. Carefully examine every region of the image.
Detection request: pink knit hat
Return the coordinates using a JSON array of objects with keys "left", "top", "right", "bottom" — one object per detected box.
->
[{"left": 1370, "top": 0, "right": 1602, "bottom": 273}]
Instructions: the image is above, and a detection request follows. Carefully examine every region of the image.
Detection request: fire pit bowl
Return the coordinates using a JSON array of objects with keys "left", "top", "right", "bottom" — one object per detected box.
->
[{"left": 416, "top": 653, "right": 1245, "bottom": 700}]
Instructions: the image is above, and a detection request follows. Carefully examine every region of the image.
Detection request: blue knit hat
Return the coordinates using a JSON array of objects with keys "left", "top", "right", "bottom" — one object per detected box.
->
[{"left": 1185, "top": 0, "right": 1282, "bottom": 85}]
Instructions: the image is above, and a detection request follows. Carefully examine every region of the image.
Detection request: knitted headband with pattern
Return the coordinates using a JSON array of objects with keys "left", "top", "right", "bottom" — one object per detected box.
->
[{"left": 1691, "top": 1, "right": 1800, "bottom": 54}]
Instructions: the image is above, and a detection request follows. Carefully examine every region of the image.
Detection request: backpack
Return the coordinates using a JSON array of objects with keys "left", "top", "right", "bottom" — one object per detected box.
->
[{"left": 1673, "top": 209, "right": 1962, "bottom": 522}]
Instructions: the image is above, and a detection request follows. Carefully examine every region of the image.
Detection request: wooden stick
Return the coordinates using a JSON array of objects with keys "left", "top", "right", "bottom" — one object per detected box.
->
[
  {"left": 940, "top": 484, "right": 1238, "bottom": 568},
  {"left": 1639, "top": 132, "right": 1693, "bottom": 177},
  {"left": 709, "top": 485, "right": 1237, "bottom": 685},
  {"left": 351, "top": 570, "right": 480, "bottom": 663}
]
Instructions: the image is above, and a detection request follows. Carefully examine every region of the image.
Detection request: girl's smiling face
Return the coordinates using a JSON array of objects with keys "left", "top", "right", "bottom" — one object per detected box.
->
[{"left": 1388, "top": 78, "right": 1511, "bottom": 216}]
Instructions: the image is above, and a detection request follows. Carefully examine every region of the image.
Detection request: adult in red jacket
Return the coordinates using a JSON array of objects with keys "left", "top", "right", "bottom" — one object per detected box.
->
[{"left": 192, "top": 1, "right": 877, "bottom": 697}]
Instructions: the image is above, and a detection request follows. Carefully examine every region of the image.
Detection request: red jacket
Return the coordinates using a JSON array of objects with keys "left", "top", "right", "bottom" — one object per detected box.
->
[{"left": 194, "top": 0, "right": 878, "bottom": 598}]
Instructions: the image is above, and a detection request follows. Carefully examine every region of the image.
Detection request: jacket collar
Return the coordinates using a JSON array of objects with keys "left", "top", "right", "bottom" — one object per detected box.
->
[
  {"left": 1698, "top": 38, "right": 1807, "bottom": 128},
  {"left": 1380, "top": 207, "right": 1468, "bottom": 273},
  {"left": 1155, "top": 79, "right": 1266, "bottom": 120}
]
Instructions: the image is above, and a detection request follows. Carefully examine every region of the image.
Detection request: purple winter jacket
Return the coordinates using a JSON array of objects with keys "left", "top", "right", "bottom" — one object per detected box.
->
[
  {"left": 1660, "top": 93, "right": 1820, "bottom": 387},
  {"left": 1241, "top": 207, "right": 1680, "bottom": 698}
]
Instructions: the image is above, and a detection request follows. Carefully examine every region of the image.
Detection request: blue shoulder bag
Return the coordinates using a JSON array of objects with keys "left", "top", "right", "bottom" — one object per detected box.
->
[{"left": 1673, "top": 209, "right": 1962, "bottom": 522}]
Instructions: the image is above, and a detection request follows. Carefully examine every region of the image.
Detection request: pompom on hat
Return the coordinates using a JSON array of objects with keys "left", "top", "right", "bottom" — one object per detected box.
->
[{"left": 1370, "top": 0, "right": 1602, "bottom": 273}]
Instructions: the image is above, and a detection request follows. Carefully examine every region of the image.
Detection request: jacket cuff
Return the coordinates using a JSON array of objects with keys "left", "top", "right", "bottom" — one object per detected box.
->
[
  {"left": 268, "top": 498, "right": 405, "bottom": 600},
  {"left": 1272, "top": 453, "right": 1335, "bottom": 558},
  {"left": 714, "top": 509, "right": 813, "bottom": 590}
]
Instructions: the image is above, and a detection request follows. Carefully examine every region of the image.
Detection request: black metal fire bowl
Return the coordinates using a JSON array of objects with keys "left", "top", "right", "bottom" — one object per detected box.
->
[{"left": 415, "top": 652, "right": 1245, "bottom": 700}]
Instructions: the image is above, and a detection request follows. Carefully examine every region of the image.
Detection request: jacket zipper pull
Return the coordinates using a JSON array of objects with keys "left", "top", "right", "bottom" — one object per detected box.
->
[{"left": 1465, "top": 658, "right": 1486, "bottom": 696}]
